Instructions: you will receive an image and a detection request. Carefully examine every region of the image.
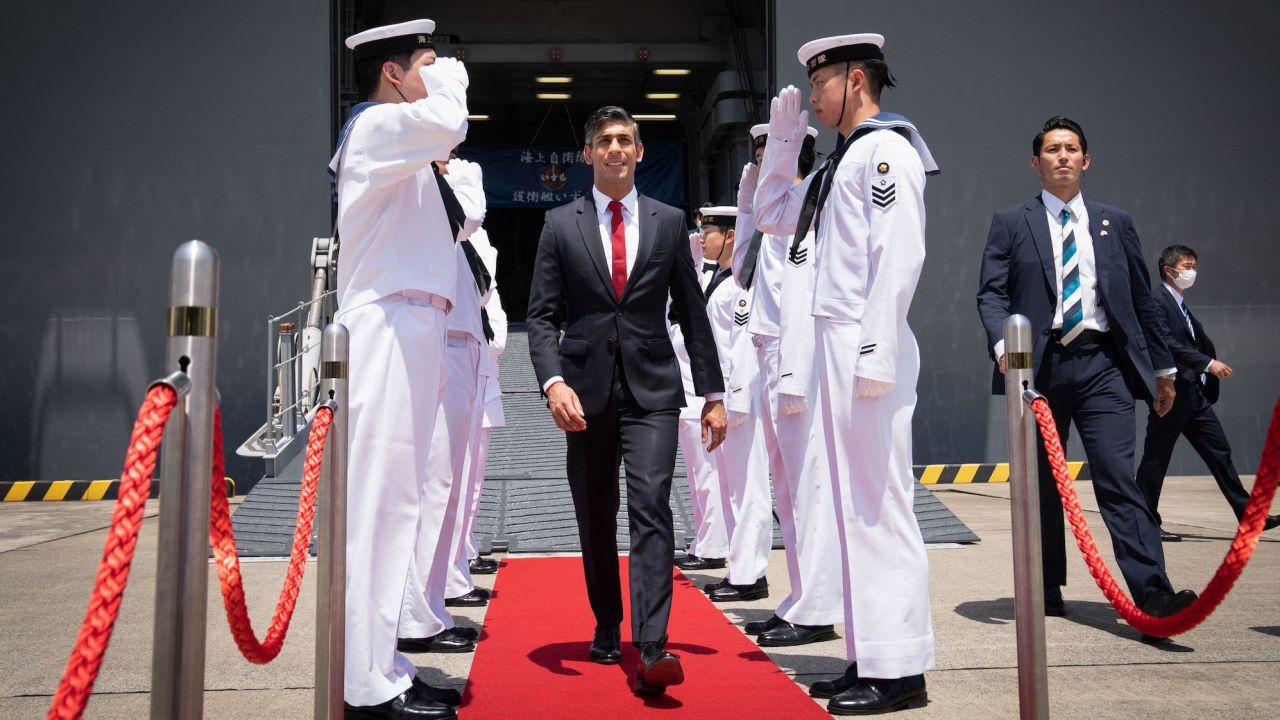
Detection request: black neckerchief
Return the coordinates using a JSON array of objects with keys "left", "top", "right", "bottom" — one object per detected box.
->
[
  {"left": 738, "top": 229, "right": 766, "bottom": 290},
  {"left": 789, "top": 125, "right": 875, "bottom": 256},
  {"left": 703, "top": 266, "right": 731, "bottom": 303}
]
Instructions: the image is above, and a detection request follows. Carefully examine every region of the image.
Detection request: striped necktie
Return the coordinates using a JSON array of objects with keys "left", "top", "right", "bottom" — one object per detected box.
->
[{"left": 1059, "top": 208, "right": 1084, "bottom": 345}]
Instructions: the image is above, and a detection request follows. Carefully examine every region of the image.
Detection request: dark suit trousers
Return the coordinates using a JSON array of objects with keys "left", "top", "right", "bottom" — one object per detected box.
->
[
  {"left": 565, "top": 357, "right": 679, "bottom": 644},
  {"left": 1035, "top": 337, "right": 1174, "bottom": 603},
  {"left": 1136, "top": 379, "right": 1249, "bottom": 525}
]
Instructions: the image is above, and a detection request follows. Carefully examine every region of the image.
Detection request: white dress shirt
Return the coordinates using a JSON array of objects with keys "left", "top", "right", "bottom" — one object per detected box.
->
[
  {"left": 1041, "top": 190, "right": 1108, "bottom": 334},
  {"left": 593, "top": 185, "right": 640, "bottom": 278},
  {"left": 1163, "top": 283, "right": 1214, "bottom": 377}
]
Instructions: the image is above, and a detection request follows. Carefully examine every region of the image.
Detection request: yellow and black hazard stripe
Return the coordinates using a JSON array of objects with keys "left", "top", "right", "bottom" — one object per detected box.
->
[
  {"left": 913, "top": 463, "right": 1090, "bottom": 485},
  {"left": 1, "top": 478, "right": 235, "bottom": 502}
]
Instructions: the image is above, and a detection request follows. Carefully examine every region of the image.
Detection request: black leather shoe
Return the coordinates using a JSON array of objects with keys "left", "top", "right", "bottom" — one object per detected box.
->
[
  {"left": 744, "top": 614, "right": 784, "bottom": 635},
  {"left": 410, "top": 677, "right": 461, "bottom": 707},
  {"left": 469, "top": 586, "right": 491, "bottom": 600},
  {"left": 589, "top": 625, "right": 622, "bottom": 664},
  {"left": 1043, "top": 585, "right": 1066, "bottom": 617},
  {"left": 709, "top": 577, "right": 768, "bottom": 602},
  {"left": 469, "top": 557, "right": 499, "bottom": 574},
  {"left": 828, "top": 674, "right": 927, "bottom": 715},
  {"left": 444, "top": 588, "right": 488, "bottom": 607},
  {"left": 1141, "top": 588, "right": 1197, "bottom": 618},
  {"left": 396, "top": 629, "right": 475, "bottom": 654},
  {"left": 810, "top": 663, "right": 859, "bottom": 699},
  {"left": 675, "top": 553, "right": 726, "bottom": 570},
  {"left": 1159, "top": 528, "right": 1183, "bottom": 542},
  {"left": 634, "top": 639, "right": 684, "bottom": 695},
  {"left": 703, "top": 578, "right": 728, "bottom": 594},
  {"left": 1265, "top": 515, "right": 1280, "bottom": 531},
  {"left": 343, "top": 682, "right": 457, "bottom": 719},
  {"left": 758, "top": 622, "right": 837, "bottom": 647},
  {"left": 446, "top": 626, "right": 478, "bottom": 641}
]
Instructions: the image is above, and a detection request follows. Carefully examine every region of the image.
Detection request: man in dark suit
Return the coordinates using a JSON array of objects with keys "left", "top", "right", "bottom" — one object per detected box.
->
[
  {"left": 976, "top": 116, "right": 1197, "bottom": 628},
  {"left": 527, "top": 105, "right": 727, "bottom": 694},
  {"left": 1136, "top": 244, "right": 1280, "bottom": 541}
]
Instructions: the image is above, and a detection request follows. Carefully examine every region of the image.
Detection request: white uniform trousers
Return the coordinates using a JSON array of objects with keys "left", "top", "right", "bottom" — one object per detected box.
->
[
  {"left": 460, "top": 427, "right": 491, "bottom": 565},
  {"left": 815, "top": 318, "right": 935, "bottom": 679},
  {"left": 717, "top": 397, "right": 773, "bottom": 585},
  {"left": 754, "top": 336, "right": 844, "bottom": 626},
  {"left": 398, "top": 335, "right": 483, "bottom": 639},
  {"left": 445, "top": 371, "right": 492, "bottom": 598},
  {"left": 340, "top": 293, "right": 448, "bottom": 707},
  {"left": 678, "top": 415, "right": 730, "bottom": 559}
]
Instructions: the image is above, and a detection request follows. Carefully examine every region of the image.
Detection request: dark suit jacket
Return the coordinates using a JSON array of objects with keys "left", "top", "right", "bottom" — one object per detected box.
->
[
  {"left": 1153, "top": 285, "right": 1219, "bottom": 403},
  {"left": 527, "top": 193, "right": 723, "bottom": 416},
  {"left": 976, "top": 195, "right": 1175, "bottom": 401}
]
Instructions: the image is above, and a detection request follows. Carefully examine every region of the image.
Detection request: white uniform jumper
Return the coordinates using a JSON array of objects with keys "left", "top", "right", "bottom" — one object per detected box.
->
[
  {"left": 401, "top": 165, "right": 489, "bottom": 634},
  {"left": 731, "top": 202, "right": 844, "bottom": 627},
  {"left": 708, "top": 268, "right": 772, "bottom": 586},
  {"left": 328, "top": 64, "right": 469, "bottom": 706},
  {"left": 755, "top": 113, "right": 939, "bottom": 679}
]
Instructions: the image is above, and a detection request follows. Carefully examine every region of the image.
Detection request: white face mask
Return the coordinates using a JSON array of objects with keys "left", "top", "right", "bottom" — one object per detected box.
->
[{"left": 1170, "top": 268, "right": 1197, "bottom": 290}]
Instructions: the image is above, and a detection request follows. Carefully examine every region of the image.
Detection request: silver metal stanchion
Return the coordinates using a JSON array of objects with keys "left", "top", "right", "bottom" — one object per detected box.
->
[
  {"left": 315, "top": 323, "right": 349, "bottom": 719},
  {"left": 1004, "top": 314, "right": 1049, "bottom": 719},
  {"left": 151, "top": 240, "right": 220, "bottom": 720}
]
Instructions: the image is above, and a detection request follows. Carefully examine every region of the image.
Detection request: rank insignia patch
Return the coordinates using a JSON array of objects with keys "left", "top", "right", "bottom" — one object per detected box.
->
[
  {"left": 734, "top": 311, "right": 749, "bottom": 326},
  {"left": 788, "top": 243, "right": 808, "bottom": 267},
  {"left": 871, "top": 177, "right": 896, "bottom": 209},
  {"left": 877, "top": 162, "right": 890, "bottom": 174}
]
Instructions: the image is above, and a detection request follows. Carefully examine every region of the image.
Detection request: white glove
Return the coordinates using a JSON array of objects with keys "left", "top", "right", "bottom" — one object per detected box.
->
[
  {"left": 727, "top": 408, "right": 749, "bottom": 428},
  {"left": 855, "top": 376, "right": 894, "bottom": 399},
  {"left": 446, "top": 157, "right": 482, "bottom": 186},
  {"left": 767, "top": 86, "right": 809, "bottom": 144},
  {"left": 688, "top": 229, "right": 703, "bottom": 262},
  {"left": 737, "top": 162, "right": 760, "bottom": 215},
  {"left": 488, "top": 339, "right": 506, "bottom": 357},
  {"left": 419, "top": 56, "right": 469, "bottom": 94},
  {"left": 779, "top": 393, "right": 808, "bottom": 415}
]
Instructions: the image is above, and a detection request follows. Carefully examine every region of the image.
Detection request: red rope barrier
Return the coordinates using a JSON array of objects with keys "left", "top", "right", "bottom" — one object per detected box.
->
[
  {"left": 46, "top": 384, "right": 179, "bottom": 720},
  {"left": 209, "top": 405, "right": 333, "bottom": 663},
  {"left": 1030, "top": 394, "right": 1280, "bottom": 637}
]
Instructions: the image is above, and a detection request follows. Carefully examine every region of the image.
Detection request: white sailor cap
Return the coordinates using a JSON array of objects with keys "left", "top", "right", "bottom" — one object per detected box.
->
[
  {"left": 699, "top": 206, "right": 738, "bottom": 228},
  {"left": 345, "top": 19, "right": 437, "bottom": 62},
  {"left": 749, "top": 123, "right": 819, "bottom": 151},
  {"left": 797, "top": 34, "right": 885, "bottom": 76}
]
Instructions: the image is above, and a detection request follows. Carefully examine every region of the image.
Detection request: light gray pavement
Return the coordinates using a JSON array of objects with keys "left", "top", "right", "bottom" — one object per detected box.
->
[{"left": 2, "top": 476, "right": 1277, "bottom": 719}]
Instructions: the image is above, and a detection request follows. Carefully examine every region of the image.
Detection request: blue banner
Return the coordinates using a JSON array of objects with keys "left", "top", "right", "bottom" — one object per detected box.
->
[{"left": 457, "top": 142, "right": 686, "bottom": 209}]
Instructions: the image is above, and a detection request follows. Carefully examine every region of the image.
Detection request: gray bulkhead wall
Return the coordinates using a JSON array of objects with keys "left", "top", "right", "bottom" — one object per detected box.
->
[
  {"left": 772, "top": 2, "right": 1280, "bottom": 473},
  {"left": 0, "top": 2, "right": 332, "bottom": 486}
]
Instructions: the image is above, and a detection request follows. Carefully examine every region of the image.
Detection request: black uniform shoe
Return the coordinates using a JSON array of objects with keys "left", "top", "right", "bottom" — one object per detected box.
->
[
  {"left": 469, "top": 557, "right": 499, "bottom": 574},
  {"left": 444, "top": 588, "right": 488, "bottom": 607},
  {"left": 343, "top": 682, "right": 457, "bottom": 719},
  {"left": 446, "top": 626, "right": 479, "bottom": 641},
  {"left": 1159, "top": 528, "right": 1183, "bottom": 542},
  {"left": 709, "top": 577, "right": 768, "bottom": 602},
  {"left": 758, "top": 622, "right": 837, "bottom": 647},
  {"left": 810, "top": 663, "right": 860, "bottom": 699},
  {"left": 633, "top": 639, "right": 684, "bottom": 695},
  {"left": 744, "top": 614, "right": 784, "bottom": 635},
  {"left": 410, "top": 677, "right": 461, "bottom": 707},
  {"left": 828, "top": 674, "right": 927, "bottom": 715},
  {"left": 469, "top": 586, "right": 491, "bottom": 600},
  {"left": 1265, "top": 515, "right": 1280, "bottom": 531},
  {"left": 1043, "top": 585, "right": 1066, "bottom": 617},
  {"left": 675, "top": 553, "right": 727, "bottom": 571},
  {"left": 589, "top": 625, "right": 622, "bottom": 664},
  {"left": 703, "top": 578, "right": 728, "bottom": 594},
  {"left": 1141, "top": 588, "right": 1198, "bottom": 618},
  {"left": 396, "top": 629, "right": 475, "bottom": 654}
]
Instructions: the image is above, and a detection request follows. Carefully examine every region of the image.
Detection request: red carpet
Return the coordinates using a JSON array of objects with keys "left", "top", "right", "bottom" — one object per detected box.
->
[{"left": 460, "top": 556, "right": 830, "bottom": 719}]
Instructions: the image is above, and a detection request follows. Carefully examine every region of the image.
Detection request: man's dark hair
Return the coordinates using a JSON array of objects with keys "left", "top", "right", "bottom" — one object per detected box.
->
[
  {"left": 584, "top": 106, "right": 641, "bottom": 146},
  {"left": 1033, "top": 116, "right": 1088, "bottom": 156},
  {"left": 1158, "top": 244, "right": 1197, "bottom": 279},
  {"left": 798, "top": 135, "right": 818, "bottom": 176},
  {"left": 850, "top": 59, "right": 896, "bottom": 102},
  {"left": 355, "top": 51, "right": 413, "bottom": 101}
]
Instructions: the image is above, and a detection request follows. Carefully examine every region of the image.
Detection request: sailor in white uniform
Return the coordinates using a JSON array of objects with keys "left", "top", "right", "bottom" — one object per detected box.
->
[
  {"left": 730, "top": 125, "right": 844, "bottom": 646},
  {"left": 397, "top": 157, "right": 490, "bottom": 652},
  {"left": 753, "top": 33, "right": 939, "bottom": 715},
  {"left": 673, "top": 217, "right": 732, "bottom": 572},
  {"left": 328, "top": 18, "right": 468, "bottom": 720},
  {"left": 700, "top": 207, "right": 772, "bottom": 603}
]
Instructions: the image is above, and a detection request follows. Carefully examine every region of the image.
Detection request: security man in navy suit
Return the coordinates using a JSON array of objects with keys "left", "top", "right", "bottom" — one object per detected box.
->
[
  {"left": 976, "top": 116, "right": 1198, "bottom": 627},
  {"left": 527, "top": 106, "right": 727, "bottom": 694},
  {"left": 1135, "top": 244, "right": 1280, "bottom": 540}
]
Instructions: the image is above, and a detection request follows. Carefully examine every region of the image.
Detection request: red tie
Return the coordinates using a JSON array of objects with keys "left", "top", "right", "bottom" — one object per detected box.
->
[{"left": 608, "top": 200, "right": 628, "bottom": 300}]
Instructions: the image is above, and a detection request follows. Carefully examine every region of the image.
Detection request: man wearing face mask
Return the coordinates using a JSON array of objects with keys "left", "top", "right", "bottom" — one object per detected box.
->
[{"left": 1136, "top": 245, "right": 1280, "bottom": 540}]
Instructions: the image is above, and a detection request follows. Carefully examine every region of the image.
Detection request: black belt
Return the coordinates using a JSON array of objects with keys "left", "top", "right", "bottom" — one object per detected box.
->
[{"left": 1048, "top": 328, "right": 1110, "bottom": 346}]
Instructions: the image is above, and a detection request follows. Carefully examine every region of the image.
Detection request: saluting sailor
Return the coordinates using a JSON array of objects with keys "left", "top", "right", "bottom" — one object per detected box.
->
[
  {"left": 753, "top": 33, "right": 939, "bottom": 715},
  {"left": 328, "top": 18, "right": 468, "bottom": 720},
  {"left": 398, "top": 154, "right": 490, "bottom": 655},
  {"left": 730, "top": 125, "right": 844, "bottom": 647},
  {"left": 699, "top": 207, "right": 773, "bottom": 603}
]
